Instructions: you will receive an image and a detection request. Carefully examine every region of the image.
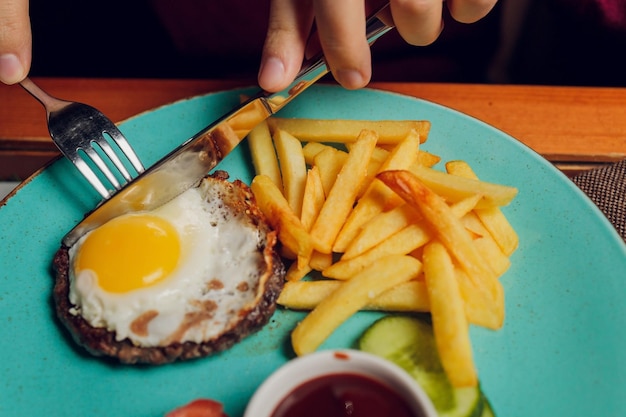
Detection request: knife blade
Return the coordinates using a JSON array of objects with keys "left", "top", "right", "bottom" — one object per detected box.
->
[{"left": 63, "top": 5, "right": 392, "bottom": 246}]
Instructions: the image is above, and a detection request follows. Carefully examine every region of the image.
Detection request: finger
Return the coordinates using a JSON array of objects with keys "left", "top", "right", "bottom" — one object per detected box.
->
[
  {"left": 313, "top": 0, "right": 370, "bottom": 90},
  {"left": 389, "top": 0, "right": 444, "bottom": 46},
  {"left": 447, "top": 0, "right": 498, "bottom": 23},
  {"left": 0, "top": 0, "right": 31, "bottom": 84},
  {"left": 258, "top": 0, "right": 314, "bottom": 92}
]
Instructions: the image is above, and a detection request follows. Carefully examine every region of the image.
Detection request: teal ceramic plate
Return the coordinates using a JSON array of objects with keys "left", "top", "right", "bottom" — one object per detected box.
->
[{"left": 1, "top": 86, "right": 625, "bottom": 417}]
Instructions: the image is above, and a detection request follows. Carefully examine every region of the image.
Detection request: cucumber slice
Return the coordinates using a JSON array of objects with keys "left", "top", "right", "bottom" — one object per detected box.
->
[
  {"left": 358, "top": 315, "right": 483, "bottom": 417},
  {"left": 479, "top": 396, "right": 495, "bottom": 417}
]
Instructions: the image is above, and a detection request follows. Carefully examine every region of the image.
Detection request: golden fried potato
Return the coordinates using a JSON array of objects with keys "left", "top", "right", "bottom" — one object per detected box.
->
[
  {"left": 267, "top": 118, "right": 431, "bottom": 145},
  {"left": 309, "top": 130, "right": 378, "bottom": 253},
  {"left": 291, "top": 255, "right": 422, "bottom": 355}
]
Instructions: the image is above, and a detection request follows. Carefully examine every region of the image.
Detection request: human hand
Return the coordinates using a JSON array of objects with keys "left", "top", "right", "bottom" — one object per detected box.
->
[
  {"left": 258, "top": 0, "right": 497, "bottom": 92},
  {"left": 0, "top": 0, "right": 31, "bottom": 84}
]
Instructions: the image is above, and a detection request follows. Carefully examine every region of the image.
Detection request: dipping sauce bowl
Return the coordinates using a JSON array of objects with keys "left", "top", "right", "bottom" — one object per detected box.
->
[{"left": 244, "top": 349, "right": 437, "bottom": 417}]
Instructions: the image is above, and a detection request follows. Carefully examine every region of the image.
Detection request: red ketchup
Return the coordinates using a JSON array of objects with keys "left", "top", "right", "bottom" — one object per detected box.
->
[{"left": 270, "top": 373, "right": 420, "bottom": 417}]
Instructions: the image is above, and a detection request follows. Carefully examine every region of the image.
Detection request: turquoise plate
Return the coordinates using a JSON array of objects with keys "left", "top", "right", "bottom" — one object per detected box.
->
[{"left": 1, "top": 86, "right": 625, "bottom": 417}]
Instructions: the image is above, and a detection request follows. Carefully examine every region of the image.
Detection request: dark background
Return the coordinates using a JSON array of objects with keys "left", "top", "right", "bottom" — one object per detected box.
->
[{"left": 27, "top": 0, "right": 626, "bottom": 87}]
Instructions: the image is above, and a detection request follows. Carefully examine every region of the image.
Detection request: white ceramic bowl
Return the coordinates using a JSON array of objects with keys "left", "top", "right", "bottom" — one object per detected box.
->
[{"left": 244, "top": 349, "right": 437, "bottom": 417}]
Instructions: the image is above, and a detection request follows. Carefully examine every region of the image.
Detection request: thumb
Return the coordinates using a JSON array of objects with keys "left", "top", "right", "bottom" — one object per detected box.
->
[{"left": 0, "top": 0, "right": 32, "bottom": 84}]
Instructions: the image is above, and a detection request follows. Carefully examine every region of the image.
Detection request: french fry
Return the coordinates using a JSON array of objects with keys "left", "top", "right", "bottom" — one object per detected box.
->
[
  {"left": 247, "top": 121, "right": 283, "bottom": 192},
  {"left": 267, "top": 118, "right": 431, "bottom": 145},
  {"left": 300, "top": 166, "right": 325, "bottom": 232},
  {"left": 342, "top": 204, "right": 421, "bottom": 260},
  {"left": 313, "top": 147, "right": 348, "bottom": 196},
  {"left": 370, "top": 146, "right": 391, "bottom": 163},
  {"left": 324, "top": 142, "right": 382, "bottom": 198},
  {"left": 278, "top": 280, "right": 429, "bottom": 312},
  {"left": 377, "top": 170, "right": 504, "bottom": 325},
  {"left": 381, "top": 150, "right": 439, "bottom": 169},
  {"left": 423, "top": 240, "right": 477, "bottom": 387},
  {"left": 273, "top": 129, "right": 308, "bottom": 217},
  {"left": 409, "top": 164, "right": 518, "bottom": 208},
  {"left": 416, "top": 150, "right": 441, "bottom": 168},
  {"left": 455, "top": 267, "right": 503, "bottom": 330},
  {"left": 250, "top": 175, "right": 312, "bottom": 269},
  {"left": 278, "top": 280, "right": 338, "bottom": 310},
  {"left": 474, "top": 206, "right": 519, "bottom": 256},
  {"left": 377, "top": 170, "right": 498, "bottom": 283},
  {"left": 342, "top": 193, "right": 481, "bottom": 261},
  {"left": 284, "top": 268, "right": 500, "bottom": 329},
  {"left": 461, "top": 211, "right": 511, "bottom": 277},
  {"left": 303, "top": 142, "right": 344, "bottom": 165},
  {"left": 285, "top": 262, "right": 312, "bottom": 282},
  {"left": 346, "top": 143, "right": 388, "bottom": 173},
  {"left": 357, "top": 153, "right": 386, "bottom": 199},
  {"left": 445, "top": 160, "right": 519, "bottom": 255},
  {"left": 285, "top": 251, "right": 331, "bottom": 281},
  {"left": 333, "top": 130, "right": 421, "bottom": 252},
  {"left": 311, "top": 145, "right": 383, "bottom": 198},
  {"left": 310, "top": 130, "right": 378, "bottom": 253},
  {"left": 286, "top": 152, "right": 334, "bottom": 281},
  {"left": 345, "top": 142, "right": 389, "bottom": 159},
  {"left": 291, "top": 255, "right": 422, "bottom": 355},
  {"left": 372, "top": 280, "right": 429, "bottom": 312},
  {"left": 449, "top": 193, "right": 483, "bottom": 218},
  {"left": 323, "top": 224, "right": 431, "bottom": 280},
  {"left": 309, "top": 250, "right": 333, "bottom": 271}
]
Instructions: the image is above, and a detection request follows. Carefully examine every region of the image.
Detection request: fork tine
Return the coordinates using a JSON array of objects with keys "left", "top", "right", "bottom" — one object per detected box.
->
[
  {"left": 104, "top": 125, "right": 145, "bottom": 174},
  {"left": 73, "top": 157, "right": 111, "bottom": 199},
  {"left": 82, "top": 147, "right": 122, "bottom": 191},
  {"left": 96, "top": 139, "right": 133, "bottom": 182}
]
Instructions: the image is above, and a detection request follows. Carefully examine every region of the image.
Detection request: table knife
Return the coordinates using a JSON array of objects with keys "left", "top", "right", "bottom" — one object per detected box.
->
[{"left": 63, "top": 4, "right": 392, "bottom": 246}]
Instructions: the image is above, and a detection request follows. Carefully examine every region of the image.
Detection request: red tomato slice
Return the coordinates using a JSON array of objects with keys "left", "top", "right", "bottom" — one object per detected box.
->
[{"left": 165, "top": 399, "right": 228, "bottom": 417}]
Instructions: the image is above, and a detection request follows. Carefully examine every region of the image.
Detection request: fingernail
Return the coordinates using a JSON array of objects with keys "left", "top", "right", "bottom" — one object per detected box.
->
[
  {"left": 258, "top": 56, "right": 286, "bottom": 91},
  {"left": 0, "top": 54, "right": 25, "bottom": 85},
  {"left": 335, "top": 69, "right": 367, "bottom": 90}
]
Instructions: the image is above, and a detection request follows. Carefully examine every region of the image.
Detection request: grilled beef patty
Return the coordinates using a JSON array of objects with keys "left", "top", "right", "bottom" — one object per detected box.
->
[{"left": 52, "top": 173, "right": 285, "bottom": 365}]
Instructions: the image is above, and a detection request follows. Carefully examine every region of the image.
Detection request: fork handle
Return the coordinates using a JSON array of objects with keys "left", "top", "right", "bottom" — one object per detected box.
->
[{"left": 20, "top": 77, "right": 70, "bottom": 113}]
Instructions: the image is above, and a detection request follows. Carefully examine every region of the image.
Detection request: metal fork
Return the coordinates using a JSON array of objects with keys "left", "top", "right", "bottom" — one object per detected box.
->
[{"left": 20, "top": 77, "right": 145, "bottom": 199}]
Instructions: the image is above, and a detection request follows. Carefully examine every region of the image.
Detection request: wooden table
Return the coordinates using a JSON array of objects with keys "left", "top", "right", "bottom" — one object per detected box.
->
[{"left": 1, "top": 78, "right": 625, "bottom": 180}]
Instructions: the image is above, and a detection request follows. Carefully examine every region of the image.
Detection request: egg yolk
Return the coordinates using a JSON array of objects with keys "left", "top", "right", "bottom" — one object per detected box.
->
[{"left": 74, "top": 214, "right": 181, "bottom": 293}]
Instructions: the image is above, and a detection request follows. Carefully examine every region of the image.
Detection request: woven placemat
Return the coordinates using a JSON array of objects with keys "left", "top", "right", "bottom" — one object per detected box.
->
[{"left": 571, "top": 159, "right": 626, "bottom": 241}]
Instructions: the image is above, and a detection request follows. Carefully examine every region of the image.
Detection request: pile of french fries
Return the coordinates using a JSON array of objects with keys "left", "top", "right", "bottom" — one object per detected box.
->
[{"left": 248, "top": 117, "right": 519, "bottom": 388}]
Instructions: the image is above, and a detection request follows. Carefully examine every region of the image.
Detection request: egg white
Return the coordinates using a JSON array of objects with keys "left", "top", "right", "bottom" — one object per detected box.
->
[{"left": 68, "top": 180, "right": 267, "bottom": 347}]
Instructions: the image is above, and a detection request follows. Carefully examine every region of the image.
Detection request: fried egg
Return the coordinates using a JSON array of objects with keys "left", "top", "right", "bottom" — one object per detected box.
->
[{"left": 67, "top": 178, "right": 270, "bottom": 348}]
